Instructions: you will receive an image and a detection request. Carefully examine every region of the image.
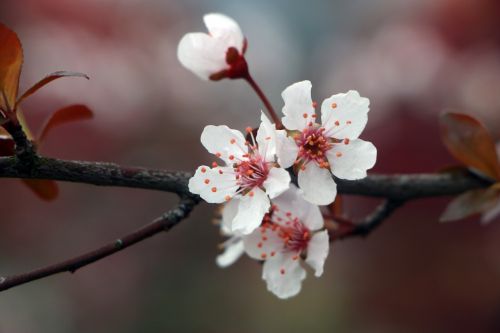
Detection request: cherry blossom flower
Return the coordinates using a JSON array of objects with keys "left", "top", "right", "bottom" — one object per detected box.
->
[
  {"left": 217, "top": 185, "right": 329, "bottom": 299},
  {"left": 177, "top": 13, "right": 248, "bottom": 81},
  {"left": 276, "top": 80, "right": 377, "bottom": 205},
  {"left": 189, "top": 113, "right": 291, "bottom": 235}
]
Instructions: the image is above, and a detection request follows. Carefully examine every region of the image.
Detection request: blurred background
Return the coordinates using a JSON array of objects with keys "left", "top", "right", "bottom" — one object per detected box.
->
[{"left": 1, "top": 0, "right": 500, "bottom": 332}]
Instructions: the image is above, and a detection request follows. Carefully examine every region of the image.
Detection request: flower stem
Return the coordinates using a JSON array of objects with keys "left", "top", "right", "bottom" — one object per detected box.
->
[{"left": 244, "top": 74, "right": 282, "bottom": 128}]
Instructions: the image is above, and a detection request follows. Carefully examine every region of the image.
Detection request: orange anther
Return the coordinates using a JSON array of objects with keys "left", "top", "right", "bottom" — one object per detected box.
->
[
  {"left": 334, "top": 120, "right": 340, "bottom": 126},
  {"left": 303, "top": 113, "right": 308, "bottom": 118},
  {"left": 257, "top": 242, "right": 263, "bottom": 248},
  {"left": 212, "top": 162, "right": 218, "bottom": 167},
  {"left": 229, "top": 155, "right": 235, "bottom": 160},
  {"left": 245, "top": 127, "right": 253, "bottom": 133},
  {"left": 201, "top": 167, "right": 207, "bottom": 173},
  {"left": 336, "top": 152, "right": 342, "bottom": 157},
  {"left": 261, "top": 253, "right": 267, "bottom": 259},
  {"left": 346, "top": 120, "right": 352, "bottom": 125},
  {"left": 230, "top": 138, "right": 236, "bottom": 144},
  {"left": 224, "top": 195, "right": 231, "bottom": 201},
  {"left": 215, "top": 152, "right": 221, "bottom": 157},
  {"left": 204, "top": 179, "right": 210, "bottom": 184},
  {"left": 312, "top": 101, "right": 317, "bottom": 108},
  {"left": 249, "top": 191, "right": 255, "bottom": 197},
  {"left": 211, "top": 187, "right": 217, "bottom": 192},
  {"left": 331, "top": 102, "right": 337, "bottom": 108}
]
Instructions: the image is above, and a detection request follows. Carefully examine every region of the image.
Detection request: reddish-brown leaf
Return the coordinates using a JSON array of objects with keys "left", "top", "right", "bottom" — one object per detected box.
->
[
  {"left": 328, "top": 195, "right": 343, "bottom": 217},
  {"left": 38, "top": 104, "right": 94, "bottom": 142},
  {"left": 0, "top": 23, "right": 23, "bottom": 112},
  {"left": 0, "top": 135, "right": 14, "bottom": 156},
  {"left": 21, "top": 179, "right": 59, "bottom": 201},
  {"left": 16, "top": 71, "right": 89, "bottom": 108},
  {"left": 440, "top": 112, "right": 500, "bottom": 180},
  {"left": 440, "top": 186, "right": 500, "bottom": 222}
]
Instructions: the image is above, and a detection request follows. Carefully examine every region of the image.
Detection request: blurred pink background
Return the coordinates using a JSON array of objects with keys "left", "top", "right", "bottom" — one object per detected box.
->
[{"left": 1, "top": 0, "right": 500, "bottom": 332}]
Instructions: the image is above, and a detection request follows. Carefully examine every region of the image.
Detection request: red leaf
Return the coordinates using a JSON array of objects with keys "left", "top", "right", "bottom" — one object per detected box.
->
[
  {"left": 0, "top": 136, "right": 14, "bottom": 156},
  {"left": 328, "top": 195, "right": 343, "bottom": 217},
  {"left": 440, "top": 186, "right": 500, "bottom": 222},
  {"left": 21, "top": 179, "right": 59, "bottom": 201},
  {"left": 16, "top": 71, "right": 89, "bottom": 108},
  {"left": 0, "top": 23, "right": 23, "bottom": 112},
  {"left": 440, "top": 112, "right": 500, "bottom": 180},
  {"left": 38, "top": 104, "right": 94, "bottom": 142}
]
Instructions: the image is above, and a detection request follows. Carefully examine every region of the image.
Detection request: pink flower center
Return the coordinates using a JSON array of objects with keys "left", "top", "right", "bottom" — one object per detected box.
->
[
  {"left": 278, "top": 220, "right": 311, "bottom": 253},
  {"left": 294, "top": 125, "right": 332, "bottom": 169},
  {"left": 234, "top": 152, "right": 269, "bottom": 193}
]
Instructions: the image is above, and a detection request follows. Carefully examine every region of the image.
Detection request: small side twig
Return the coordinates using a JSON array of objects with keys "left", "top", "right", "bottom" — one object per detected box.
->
[
  {"left": 332, "top": 199, "right": 405, "bottom": 240},
  {"left": 0, "top": 196, "right": 199, "bottom": 292}
]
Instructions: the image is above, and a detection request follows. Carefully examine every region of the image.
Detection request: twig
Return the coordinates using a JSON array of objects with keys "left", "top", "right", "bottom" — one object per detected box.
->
[
  {"left": 332, "top": 199, "right": 405, "bottom": 240},
  {"left": 0, "top": 196, "right": 199, "bottom": 292}
]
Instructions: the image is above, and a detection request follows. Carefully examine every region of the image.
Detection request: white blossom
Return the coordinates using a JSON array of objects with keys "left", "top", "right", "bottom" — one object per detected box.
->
[
  {"left": 217, "top": 185, "right": 330, "bottom": 299},
  {"left": 177, "top": 13, "right": 248, "bottom": 81},
  {"left": 276, "top": 80, "right": 377, "bottom": 205},
  {"left": 189, "top": 113, "right": 290, "bottom": 235}
]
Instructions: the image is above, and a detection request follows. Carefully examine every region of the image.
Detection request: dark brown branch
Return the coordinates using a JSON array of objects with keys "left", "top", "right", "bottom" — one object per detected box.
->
[
  {"left": 0, "top": 156, "right": 193, "bottom": 197},
  {"left": 0, "top": 156, "right": 490, "bottom": 199},
  {"left": 0, "top": 196, "right": 199, "bottom": 292},
  {"left": 332, "top": 199, "right": 405, "bottom": 240}
]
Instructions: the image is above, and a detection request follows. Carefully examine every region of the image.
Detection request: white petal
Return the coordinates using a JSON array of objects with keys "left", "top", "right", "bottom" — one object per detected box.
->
[
  {"left": 216, "top": 238, "right": 245, "bottom": 268},
  {"left": 263, "top": 167, "right": 290, "bottom": 199},
  {"left": 177, "top": 32, "right": 228, "bottom": 80},
  {"left": 243, "top": 225, "right": 282, "bottom": 260},
  {"left": 298, "top": 163, "right": 337, "bottom": 205},
  {"left": 256, "top": 112, "right": 277, "bottom": 162},
  {"left": 327, "top": 139, "right": 377, "bottom": 180},
  {"left": 272, "top": 184, "right": 324, "bottom": 231},
  {"left": 321, "top": 90, "right": 370, "bottom": 139},
  {"left": 281, "top": 80, "right": 315, "bottom": 131},
  {"left": 188, "top": 166, "right": 238, "bottom": 203},
  {"left": 232, "top": 187, "right": 270, "bottom": 235},
  {"left": 305, "top": 230, "right": 330, "bottom": 277},
  {"left": 203, "top": 13, "right": 244, "bottom": 52},
  {"left": 262, "top": 253, "right": 306, "bottom": 299},
  {"left": 276, "top": 130, "right": 299, "bottom": 168},
  {"left": 221, "top": 198, "right": 240, "bottom": 235},
  {"left": 200, "top": 125, "right": 247, "bottom": 164}
]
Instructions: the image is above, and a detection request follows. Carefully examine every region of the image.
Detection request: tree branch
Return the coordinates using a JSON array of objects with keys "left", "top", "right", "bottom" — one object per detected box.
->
[
  {"left": 0, "top": 152, "right": 492, "bottom": 292},
  {"left": 0, "top": 196, "right": 199, "bottom": 292},
  {"left": 332, "top": 199, "right": 405, "bottom": 240},
  {"left": 0, "top": 156, "right": 490, "bottom": 199}
]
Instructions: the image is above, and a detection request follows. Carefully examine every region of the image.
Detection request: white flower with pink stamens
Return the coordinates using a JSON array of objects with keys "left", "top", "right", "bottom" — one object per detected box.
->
[
  {"left": 217, "top": 185, "right": 329, "bottom": 299},
  {"left": 276, "top": 80, "right": 377, "bottom": 205},
  {"left": 189, "top": 113, "right": 291, "bottom": 235},
  {"left": 177, "top": 13, "right": 248, "bottom": 81}
]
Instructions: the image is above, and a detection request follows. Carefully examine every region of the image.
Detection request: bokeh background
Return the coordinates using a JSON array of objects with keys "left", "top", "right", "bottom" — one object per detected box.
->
[{"left": 1, "top": 0, "right": 500, "bottom": 332}]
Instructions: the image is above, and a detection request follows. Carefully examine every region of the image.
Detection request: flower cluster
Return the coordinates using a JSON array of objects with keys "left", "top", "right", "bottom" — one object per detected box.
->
[{"left": 180, "top": 13, "right": 377, "bottom": 298}]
